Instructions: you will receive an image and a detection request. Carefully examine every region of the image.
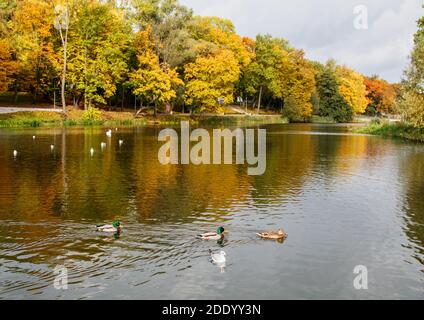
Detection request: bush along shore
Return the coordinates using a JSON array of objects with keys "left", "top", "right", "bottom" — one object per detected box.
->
[
  {"left": 0, "top": 109, "right": 289, "bottom": 128},
  {"left": 355, "top": 120, "right": 424, "bottom": 142}
]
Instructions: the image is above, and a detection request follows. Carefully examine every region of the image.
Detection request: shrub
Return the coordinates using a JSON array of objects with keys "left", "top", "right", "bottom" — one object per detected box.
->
[
  {"left": 81, "top": 107, "right": 103, "bottom": 121},
  {"left": 396, "top": 91, "right": 424, "bottom": 127}
]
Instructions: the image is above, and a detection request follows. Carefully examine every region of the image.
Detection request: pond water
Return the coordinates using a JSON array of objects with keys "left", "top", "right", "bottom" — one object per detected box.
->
[{"left": 0, "top": 123, "right": 423, "bottom": 299}]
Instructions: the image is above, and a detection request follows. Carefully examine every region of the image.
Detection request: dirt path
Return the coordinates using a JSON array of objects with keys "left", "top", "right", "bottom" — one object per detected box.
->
[{"left": 0, "top": 107, "right": 63, "bottom": 114}]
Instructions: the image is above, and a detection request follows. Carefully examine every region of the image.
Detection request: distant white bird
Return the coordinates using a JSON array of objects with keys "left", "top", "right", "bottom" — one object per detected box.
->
[
  {"left": 50, "top": 145, "right": 54, "bottom": 151},
  {"left": 32, "top": 136, "right": 36, "bottom": 140},
  {"left": 100, "top": 142, "right": 107, "bottom": 149},
  {"left": 13, "top": 150, "right": 17, "bottom": 157},
  {"left": 210, "top": 250, "right": 226, "bottom": 264},
  {"left": 115, "top": 128, "right": 118, "bottom": 131},
  {"left": 106, "top": 129, "right": 112, "bottom": 138},
  {"left": 118, "top": 139, "right": 123, "bottom": 146},
  {"left": 90, "top": 148, "right": 94, "bottom": 156}
]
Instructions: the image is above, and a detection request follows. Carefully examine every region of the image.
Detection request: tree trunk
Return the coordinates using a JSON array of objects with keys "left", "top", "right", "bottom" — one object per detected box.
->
[
  {"left": 84, "top": 33, "right": 88, "bottom": 111},
  {"left": 60, "top": 28, "right": 68, "bottom": 113},
  {"left": 13, "top": 85, "right": 18, "bottom": 104},
  {"left": 257, "top": 85, "right": 263, "bottom": 114},
  {"left": 121, "top": 86, "right": 124, "bottom": 111}
]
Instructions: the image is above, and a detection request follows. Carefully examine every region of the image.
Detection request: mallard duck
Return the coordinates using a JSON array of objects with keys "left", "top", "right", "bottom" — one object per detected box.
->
[
  {"left": 96, "top": 220, "right": 122, "bottom": 233},
  {"left": 257, "top": 229, "right": 287, "bottom": 240},
  {"left": 197, "top": 227, "right": 225, "bottom": 240},
  {"left": 210, "top": 249, "right": 226, "bottom": 264}
]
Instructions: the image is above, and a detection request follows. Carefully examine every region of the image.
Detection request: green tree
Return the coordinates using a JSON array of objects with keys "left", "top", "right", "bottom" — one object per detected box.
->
[
  {"left": 244, "top": 35, "right": 288, "bottom": 112},
  {"left": 316, "top": 61, "right": 354, "bottom": 122},
  {"left": 67, "top": 0, "right": 131, "bottom": 109},
  {"left": 398, "top": 12, "right": 424, "bottom": 126}
]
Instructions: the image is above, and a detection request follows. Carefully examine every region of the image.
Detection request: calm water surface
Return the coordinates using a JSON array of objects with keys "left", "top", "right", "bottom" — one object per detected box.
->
[{"left": 0, "top": 123, "right": 423, "bottom": 299}]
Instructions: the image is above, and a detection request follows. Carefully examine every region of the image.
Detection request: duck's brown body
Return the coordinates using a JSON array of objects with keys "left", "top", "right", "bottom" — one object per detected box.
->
[{"left": 257, "top": 229, "right": 287, "bottom": 240}]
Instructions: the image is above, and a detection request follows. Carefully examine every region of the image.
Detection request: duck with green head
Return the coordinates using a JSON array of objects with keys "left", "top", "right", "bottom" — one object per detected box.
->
[
  {"left": 96, "top": 220, "right": 123, "bottom": 233},
  {"left": 197, "top": 226, "right": 225, "bottom": 241}
]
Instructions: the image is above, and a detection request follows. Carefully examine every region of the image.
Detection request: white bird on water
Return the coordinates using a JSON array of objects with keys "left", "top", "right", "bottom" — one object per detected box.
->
[
  {"left": 210, "top": 249, "right": 226, "bottom": 273},
  {"left": 118, "top": 139, "right": 123, "bottom": 146},
  {"left": 13, "top": 150, "right": 18, "bottom": 157},
  {"left": 50, "top": 145, "right": 54, "bottom": 151},
  {"left": 32, "top": 136, "right": 36, "bottom": 140},
  {"left": 210, "top": 249, "right": 226, "bottom": 264},
  {"left": 106, "top": 129, "right": 112, "bottom": 138},
  {"left": 90, "top": 148, "right": 94, "bottom": 156},
  {"left": 101, "top": 142, "right": 107, "bottom": 150}
]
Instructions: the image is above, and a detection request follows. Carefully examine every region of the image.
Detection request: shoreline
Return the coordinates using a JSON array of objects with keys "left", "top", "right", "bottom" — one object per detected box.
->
[
  {"left": 354, "top": 122, "right": 424, "bottom": 142},
  {"left": 0, "top": 110, "right": 289, "bottom": 129}
]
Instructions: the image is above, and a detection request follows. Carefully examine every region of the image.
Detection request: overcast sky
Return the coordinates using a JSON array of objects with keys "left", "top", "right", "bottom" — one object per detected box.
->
[{"left": 179, "top": 0, "right": 423, "bottom": 82}]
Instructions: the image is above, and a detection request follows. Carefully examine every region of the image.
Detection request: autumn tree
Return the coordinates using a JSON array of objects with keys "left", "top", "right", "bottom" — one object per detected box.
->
[
  {"left": 0, "top": 38, "right": 18, "bottom": 92},
  {"left": 279, "top": 50, "right": 316, "bottom": 121},
  {"left": 11, "top": 0, "right": 60, "bottom": 103},
  {"left": 184, "top": 49, "right": 240, "bottom": 112},
  {"left": 336, "top": 66, "right": 368, "bottom": 114},
  {"left": 67, "top": 1, "right": 131, "bottom": 109},
  {"left": 129, "top": 28, "right": 183, "bottom": 116},
  {"left": 364, "top": 76, "right": 396, "bottom": 115}
]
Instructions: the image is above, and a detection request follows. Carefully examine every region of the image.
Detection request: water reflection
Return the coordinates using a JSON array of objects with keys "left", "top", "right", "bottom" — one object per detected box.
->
[{"left": 0, "top": 124, "right": 423, "bottom": 299}]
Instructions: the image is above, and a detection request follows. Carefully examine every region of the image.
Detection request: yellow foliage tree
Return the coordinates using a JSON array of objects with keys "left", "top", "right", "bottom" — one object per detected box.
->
[
  {"left": 189, "top": 16, "right": 252, "bottom": 68},
  {"left": 184, "top": 49, "right": 240, "bottom": 112},
  {"left": 11, "top": 0, "right": 60, "bottom": 101},
  {"left": 130, "top": 29, "right": 183, "bottom": 116},
  {"left": 278, "top": 50, "right": 316, "bottom": 120},
  {"left": 336, "top": 66, "right": 368, "bottom": 114},
  {"left": 0, "top": 38, "right": 18, "bottom": 92}
]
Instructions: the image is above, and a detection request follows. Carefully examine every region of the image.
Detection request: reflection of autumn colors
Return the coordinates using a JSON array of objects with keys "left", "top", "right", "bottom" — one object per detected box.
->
[
  {"left": 1, "top": 124, "right": 424, "bottom": 299},
  {"left": 0, "top": 125, "right": 392, "bottom": 221}
]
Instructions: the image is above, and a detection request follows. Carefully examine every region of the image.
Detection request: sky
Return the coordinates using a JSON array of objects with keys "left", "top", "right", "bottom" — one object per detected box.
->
[{"left": 179, "top": 0, "right": 423, "bottom": 83}]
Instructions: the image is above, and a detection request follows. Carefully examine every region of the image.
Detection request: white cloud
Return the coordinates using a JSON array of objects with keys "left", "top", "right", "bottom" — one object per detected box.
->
[{"left": 180, "top": 0, "right": 423, "bottom": 82}]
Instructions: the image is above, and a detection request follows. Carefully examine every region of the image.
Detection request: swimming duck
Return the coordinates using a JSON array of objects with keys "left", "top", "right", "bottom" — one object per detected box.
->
[
  {"left": 96, "top": 220, "right": 122, "bottom": 233},
  {"left": 210, "top": 249, "right": 226, "bottom": 264},
  {"left": 257, "top": 229, "right": 287, "bottom": 240},
  {"left": 197, "top": 227, "right": 225, "bottom": 241}
]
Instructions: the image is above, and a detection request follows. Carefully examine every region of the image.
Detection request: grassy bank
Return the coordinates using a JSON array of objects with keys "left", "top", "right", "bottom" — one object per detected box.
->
[
  {"left": 355, "top": 121, "right": 424, "bottom": 142},
  {"left": 0, "top": 109, "right": 288, "bottom": 128},
  {"left": 0, "top": 111, "right": 147, "bottom": 128}
]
